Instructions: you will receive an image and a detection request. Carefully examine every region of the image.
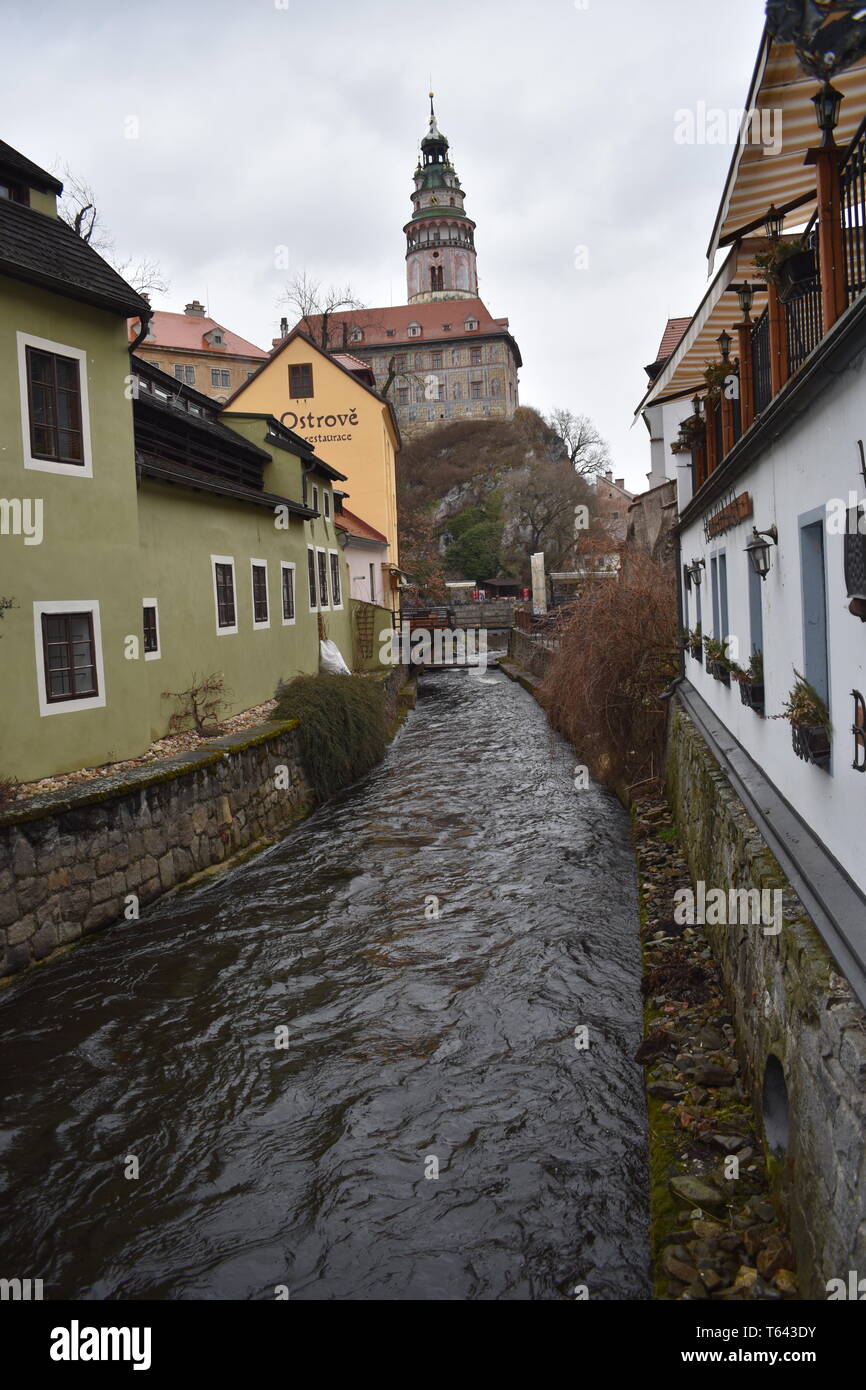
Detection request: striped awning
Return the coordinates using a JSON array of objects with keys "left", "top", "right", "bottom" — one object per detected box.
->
[
  {"left": 635, "top": 241, "right": 770, "bottom": 416},
  {"left": 707, "top": 29, "right": 866, "bottom": 268}
]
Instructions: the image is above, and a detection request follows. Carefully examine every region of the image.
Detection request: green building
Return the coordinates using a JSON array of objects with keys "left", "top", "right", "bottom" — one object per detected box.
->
[{"left": 0, "top": 141, "right": 363, "bottom": 785}]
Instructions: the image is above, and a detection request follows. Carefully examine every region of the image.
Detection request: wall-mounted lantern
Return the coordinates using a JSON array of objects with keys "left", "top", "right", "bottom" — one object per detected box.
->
[
  {"left": 717, "top": 329, "right": 733, "bottom": 361},
  {"left": 690, "top": 558, "right": 706, "bottom": 588},
  {"left": 692, "top": 393, "right": 703, "bottom": 417},
  {"left": 765, "top": 204, "right": 785, "bottom": 241},
  {"left": 745, "top": 524, "right": 779, "bottom": 580}
]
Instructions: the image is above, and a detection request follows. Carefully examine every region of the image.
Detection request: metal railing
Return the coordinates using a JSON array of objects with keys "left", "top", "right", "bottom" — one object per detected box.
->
[
  {"left": 841, "top": 115, "right": 866, "bottom": 305},
  {"left": 751, "top": 308, "right": 771, "bottom": 416},
  {"left": 785, "top": 222, "right": 823, "bottom": 376}
]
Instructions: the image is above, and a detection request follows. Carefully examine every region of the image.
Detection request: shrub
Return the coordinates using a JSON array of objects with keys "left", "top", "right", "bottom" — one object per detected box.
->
[
  {"left": 273, "top": 674, "right": 389, "bottom": 801},
  {"left": 540, "top": 550, "right": 679, "bottom": 793},
  {"left": 773, "top": 671, "right": 831, "bottom": 732},
  {"left": 162, "top": 673, "right": 231, "bottom": 735}
]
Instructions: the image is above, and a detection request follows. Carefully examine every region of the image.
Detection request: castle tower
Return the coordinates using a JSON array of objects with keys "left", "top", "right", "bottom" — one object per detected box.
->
[{"left": 404, "top": 95, "right": 478, "bottom": 304}]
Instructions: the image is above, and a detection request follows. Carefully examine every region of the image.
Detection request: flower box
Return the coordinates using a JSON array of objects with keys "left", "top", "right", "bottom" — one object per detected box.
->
[
  {"left": 707, "top": 660, "right": 731, "bottom": 687},
  {"left": 776, "top": 248, "right": 817, "bottom": 303},
  {"left": 791, "top": 723, "right": 831, "bottom": 768},
  {"left": 738, "top": 680, "right": 765, "bottom": 714}
]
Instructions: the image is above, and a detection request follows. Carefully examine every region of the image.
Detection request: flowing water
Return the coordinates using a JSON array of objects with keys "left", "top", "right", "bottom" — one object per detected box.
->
[{"left": 0, "top": 667, "right": 649, "bottom": 1300}]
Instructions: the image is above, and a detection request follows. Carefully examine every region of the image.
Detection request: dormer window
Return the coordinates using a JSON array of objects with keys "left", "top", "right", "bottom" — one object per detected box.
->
[
  {"left": 465, "top": 317, "right": 479, "bottom": 332},
  {"left": 0, "top": 177, "right": 28, "bottom": 205},
  {"left": 204, "top": 327, "right": 225, "bottom": 349},
  {"left": 350, "top": 328, "right": 364, "bottom": 344},
  {"left": 407, "top": 322, "right": 422, "bottom": 338}
]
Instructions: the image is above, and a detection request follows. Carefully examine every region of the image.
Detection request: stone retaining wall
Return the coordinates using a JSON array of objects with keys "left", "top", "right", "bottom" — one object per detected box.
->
[
  {"left": 667, "top": 699, "right": 866, "bottom": 1296},
  {"left": 507, "top": 627, "right": 554, "bottom": 679},
  {"left": 0, "top": 665, "right": 412, "bottom": 983}
]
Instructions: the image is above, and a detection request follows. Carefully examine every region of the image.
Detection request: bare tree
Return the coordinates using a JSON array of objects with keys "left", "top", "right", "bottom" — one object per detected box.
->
[
  {"left": 501, "top": 455, "right": 597, "bottom": 574},
  {"left": 57, "top": 165, "right": 169, "bottom": 297},
  {"left": 547, "top": 408, "right": 611, "bottom": 477},
  {"left": 280, "top": 272, "right": 365, "bottom": 352}
]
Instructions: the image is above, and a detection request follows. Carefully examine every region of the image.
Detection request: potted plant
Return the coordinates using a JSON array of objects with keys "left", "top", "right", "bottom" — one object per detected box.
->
[
  {"left": 773, "top": 671, "right": 831, "bottom": 767},
  {"left": 671, "top": 415, "right": 706, "bottom": 455},
  {"left": 681, "top": 624, "right": 703, "bottom": 660},
  {"left": 753, "top": 237, "right": 816, "bottom": 303},
  {"left": 703, "top": 360, "right": 731, "bottom": 401},
  {"left": 703, "top": 635, "right": 732, "bottom": 686},
  {"left": 732, "top": 649, "right": 765, "bottom": 714}
]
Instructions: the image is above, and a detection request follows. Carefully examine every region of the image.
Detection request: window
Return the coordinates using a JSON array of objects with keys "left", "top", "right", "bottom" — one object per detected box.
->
[
  {"left": 212, "top": 556, "right": 237, "bottom": 634},
  {"left": 280, "top": 562, "right": 296, "bottom": 624},
  {"left": 442, "top": 323, "right": 452, "bottom": 331},
  {"left": 173, "top": 365, "right": 195, "bottom": 384},
  {"left": 246, "top": 370, "right": 254, "bottom": 380},
  {"left": 323, "top": 490, "right": 331, "bottom": 519},
  {"left": 408, "top": 323, "right": 421, "bottom": 338},
  {"left": 211, "top": 368, "right": 230, "bottom": 388},
  {"left": 25, "top": 346, "right": 84, "bottom": 465},
  {"left": 312, "top": 484, "right": 319, "bottom": 513},
  {"left": 350, "top": 328, "right": 363, "bottom": 343},
  {"left": 800, "top": 515, "right": 829, "bottom": 706},
  {"left": 317, "top": 548, "right": 329, "bottom": 608},
  {"left": 251, "top": 561, "right": 269, "bottom": 628},
  {"left": 33, "top": 601, "right": 106, "bottom": 717},
  {"left": 369, "top": 563, "right": 377, "bottom": 603},
  {"left": 470, "top": 347, "right": 482, "bottom": 366},
  {"left": 289, "top": 362, "right": 314, "bottom": 398},
  {"left": 143, "top": 600, "right": 160, "bottom": 660},
  {"left": 41, "top": 611, "right": 98, "bottom": 702},
  {"left": 0, "top": 178, "right": 28, "bottom": 204},
  {"left": 437, "top": 381, "right": 445, "bottom": 401},
  {"left": 470, "top": 380, "right": 482, "bottom": 399},
  {"left": 386, "top": 329, "right": 396, "bottom": 338},
  {"left": 465, "top": 317, "right": 479, "bottom": 331},
  {"left": 329, "top": 550, "right": 342, "bottom": 609},
  {"left": 397, "top": 387, "right": 409, "bottom": 404},
  {"left": 395, "top": 355, "right": 406, "bottom": 371},
  {"left": 431, "top": 351, "right": 443, "bottom": 368},
  {"left": 307, "top": 547, "right": 318, "bottom": 610},
  {"left": 430, "top": 266, "right": 444, "bottom": 292},
  {"left": 710, "top": 551, "right": 729, "bottom": 643}
]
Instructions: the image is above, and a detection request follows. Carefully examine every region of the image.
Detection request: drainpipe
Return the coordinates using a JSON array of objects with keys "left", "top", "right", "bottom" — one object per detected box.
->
[{"left": 128, "top": 307, "right": 153, "bottom": 356}]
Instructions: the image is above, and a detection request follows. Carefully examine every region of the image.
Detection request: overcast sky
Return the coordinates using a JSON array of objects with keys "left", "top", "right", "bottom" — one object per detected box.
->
[{"left": 5, "top": 0, "right": 768, "bottom": 490}]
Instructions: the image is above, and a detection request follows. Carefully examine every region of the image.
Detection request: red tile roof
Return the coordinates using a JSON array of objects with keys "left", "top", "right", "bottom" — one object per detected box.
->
[
  {"left": 335, "top": 506, "right": 388, "bottom": 545},
  {"left": 655, "top": 317, "right": 691, "bottom": 364},
  {"left": 128, "top": 310, "right": 266, "bottom": 358},
  {"left": 294, "top": 296, "right": 514, "bottom": 350}
]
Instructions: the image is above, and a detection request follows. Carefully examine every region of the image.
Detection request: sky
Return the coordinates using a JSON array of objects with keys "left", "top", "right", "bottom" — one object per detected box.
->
[{"left": 4, "top": 0, "right": 769, "bottom": 492}]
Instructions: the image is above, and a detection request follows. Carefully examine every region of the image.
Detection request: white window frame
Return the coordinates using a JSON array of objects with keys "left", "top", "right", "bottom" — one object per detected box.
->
[
  {"left": 307, "top": 546, "right": 318, "bottom": 612},
  {"left": 328, "top": 549, "right": 343, "bottom": 610},
  {"left": 280, "top": 561, "right": 296, "bottom": 626},
  {"left": 316, "top": 545, "right": 330, "bottom": 609},
  {"left": 143, "top": 597, "right": 161, "bottom": 661},
  {"left": 250, "top": 558, "right": 270, "bottom": 630},
  {"left": 17, "top": 332, "right": 93, "bottom": 478},
  {"left": 33, "top": 599, "right": 106, "bottom": 717},
  {"left": 211, "top": 554, "right": 238, "bottom": 636}
]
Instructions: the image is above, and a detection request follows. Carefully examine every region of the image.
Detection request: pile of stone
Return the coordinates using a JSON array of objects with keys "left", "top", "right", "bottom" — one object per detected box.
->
[{"left": 633, "top": 791, "right": 799, "bottom": 1301}]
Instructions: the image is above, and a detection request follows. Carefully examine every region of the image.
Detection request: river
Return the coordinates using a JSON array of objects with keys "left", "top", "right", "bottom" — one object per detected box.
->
[{"left": 0, "top": 667, "right": 649, "bottom": 1300}]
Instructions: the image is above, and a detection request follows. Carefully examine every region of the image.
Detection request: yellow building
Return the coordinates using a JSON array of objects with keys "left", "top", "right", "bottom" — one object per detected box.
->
[{"left": 223, "top": 329, "right": 402, "bottom": 610}]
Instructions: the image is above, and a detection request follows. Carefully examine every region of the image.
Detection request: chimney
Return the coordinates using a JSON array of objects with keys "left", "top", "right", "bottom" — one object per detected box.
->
[
  {"left": 605, "top": 470, "right": 613, "bottom": 483},
  {"left": 615, "top": 478, "right": 625, "bottom": 489},
  {"left": 184, "top": 300, "right": 206, "bottom": 317},
  {"left": 279, "top": 316, "right": 288, "bottom": 338}
]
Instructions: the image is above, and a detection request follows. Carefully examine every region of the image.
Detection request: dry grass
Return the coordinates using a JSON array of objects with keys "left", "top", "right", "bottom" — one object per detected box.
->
[{"left": 540, "top": 550, "right": 679, "bottom": 794}]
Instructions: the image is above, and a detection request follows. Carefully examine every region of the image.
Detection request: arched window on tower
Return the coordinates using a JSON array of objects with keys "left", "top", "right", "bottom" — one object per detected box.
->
[{"left": 430, "top": 265, "right": 444, "bottom": 292}]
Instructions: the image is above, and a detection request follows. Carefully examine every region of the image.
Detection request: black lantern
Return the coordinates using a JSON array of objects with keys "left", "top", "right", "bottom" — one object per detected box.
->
[
  {"left": 717, "top": 329, "right": 732, "bottom": 361},
  {"left": 812, "top": 81, "right": 844, "bottom": 147},
  {"left": 745, "top": 525, "right": 778, "bottom": 580},
  {"left": 690, "top": 558, "right": 706, "bottom": 588},
  {"left": 765, "top": 204, "right": 785, "bottom": 241},
  {"left": 735, "top": 281, "right": 755, "bottom": 318},
  {"left": 692, "top": 393, "right": 702, "bottom": 417}
]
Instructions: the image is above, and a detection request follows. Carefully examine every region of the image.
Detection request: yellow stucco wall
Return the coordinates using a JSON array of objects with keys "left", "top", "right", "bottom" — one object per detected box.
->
[{"left": 224, "top": 338, "right": 400, "bottom": 594}]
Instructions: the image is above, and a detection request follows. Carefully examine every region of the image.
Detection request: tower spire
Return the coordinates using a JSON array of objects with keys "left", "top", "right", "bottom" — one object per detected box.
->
[{"left": 403, "top": 98, "right": 478, "bottom": 304}]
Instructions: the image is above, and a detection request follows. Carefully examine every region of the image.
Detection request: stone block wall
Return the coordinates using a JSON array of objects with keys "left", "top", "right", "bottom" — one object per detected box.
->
[
  {"left": 0, "top": 721, "right": 313, "bottom": 982},
  {"left": 507, "top": 627, "right": 554, "bottom": 679},
  {"left": 667, "top": 700, "right": 866, "bottom": 1296}
]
